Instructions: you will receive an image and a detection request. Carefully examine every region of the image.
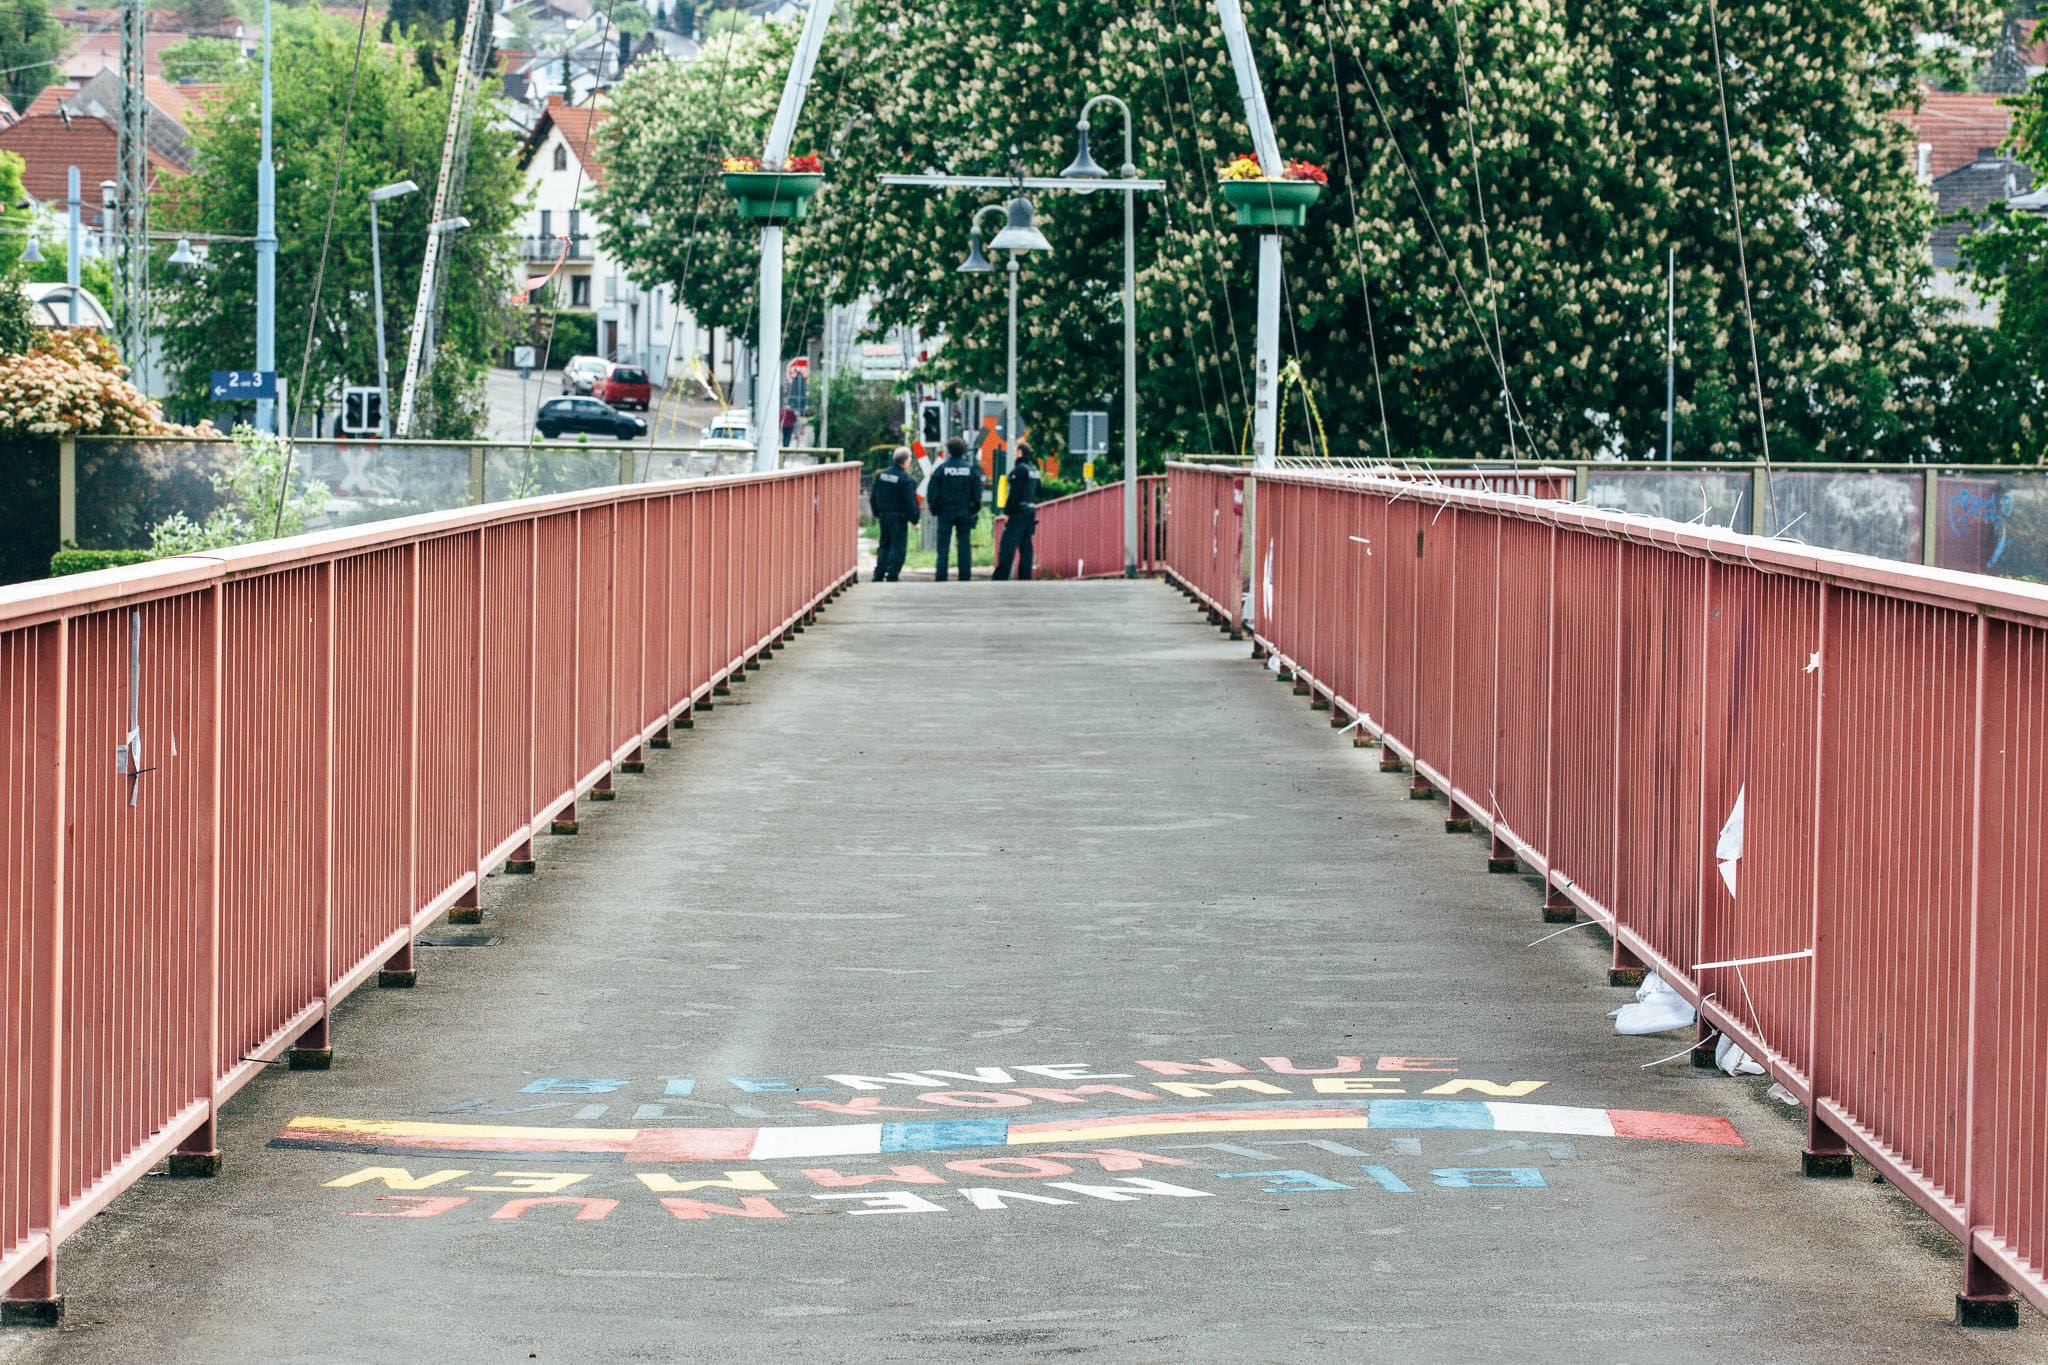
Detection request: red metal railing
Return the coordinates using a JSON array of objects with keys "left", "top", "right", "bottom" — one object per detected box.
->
[
  {"left": 0, "top": 465, "right": 858, "bottom": 1312},
  {"left": 1160, "top": 464, "right": 1573, "bottom": 633},
  {"left": 1162, "top": 465, "right": 1246, "bottom": 628},
  {"left": 1180, "top": 467, "right": 2048, "bottom": 1319},
  {"left": 992, "top": 476, "right": 1166, "bottom": 578}
]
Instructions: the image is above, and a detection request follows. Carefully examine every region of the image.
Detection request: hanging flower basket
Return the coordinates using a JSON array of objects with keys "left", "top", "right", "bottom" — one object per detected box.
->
[
  {"left": 1218, "top": 155, "right": 1326, "bottom": 228},
  {"left": 721, "top": 155, "right": 825, "bottom": 223}
]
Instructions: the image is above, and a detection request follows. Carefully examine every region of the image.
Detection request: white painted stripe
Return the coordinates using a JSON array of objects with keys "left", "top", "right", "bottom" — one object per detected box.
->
[
  {"left": 748, "top": 1123, "right": 883, "bottom": 1160},
  {"left": 1485, "top": 1103, "right": 1616, "bottom": 1137}
]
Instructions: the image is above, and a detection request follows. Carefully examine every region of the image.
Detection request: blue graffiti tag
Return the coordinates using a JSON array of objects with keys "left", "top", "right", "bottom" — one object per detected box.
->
[{"left": 1948, "top": 489, "right": 2015, "bottom": 570}]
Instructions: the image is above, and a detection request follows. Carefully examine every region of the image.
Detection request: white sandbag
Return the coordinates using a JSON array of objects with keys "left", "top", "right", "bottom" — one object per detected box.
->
[
  {"left": 1715, "top": 1034, "right": 1766, "bottom": 1076},
  {"left": 1613, "top": 971, "right": 1697, "bottom": 1035}
]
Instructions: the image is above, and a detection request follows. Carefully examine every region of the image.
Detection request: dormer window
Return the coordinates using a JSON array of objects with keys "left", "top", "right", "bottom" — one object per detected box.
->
[{"left": 553, "top": 144, "right": 567, "bottom": 171}]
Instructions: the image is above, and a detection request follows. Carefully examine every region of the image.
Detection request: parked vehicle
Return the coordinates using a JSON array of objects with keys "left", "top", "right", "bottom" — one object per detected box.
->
[
  {"left": 699, "top": 410, "right": 753, "bottom": 449},
  {"left": 597, "top": 363, "right": 652, "bottom": 410},
  {"left": 562, "top": 355, "right": 609, "bottom": 394},
  {"left": 536, "top": 396, "right": 647, "bottom": 441}
]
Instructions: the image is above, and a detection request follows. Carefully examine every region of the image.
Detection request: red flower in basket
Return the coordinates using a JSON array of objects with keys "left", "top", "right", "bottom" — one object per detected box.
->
[
  {"left": 784, "top": 153, "right": 824, "bottom": 173},
  {"left": 1283, "top": 160, "right": 1328, "bottom": 185}
]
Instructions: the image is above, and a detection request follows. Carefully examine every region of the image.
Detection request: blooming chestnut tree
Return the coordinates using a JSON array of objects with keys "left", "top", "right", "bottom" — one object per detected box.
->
[{"left": 600, "top": 0, "right": 2002, "bottom": 466}]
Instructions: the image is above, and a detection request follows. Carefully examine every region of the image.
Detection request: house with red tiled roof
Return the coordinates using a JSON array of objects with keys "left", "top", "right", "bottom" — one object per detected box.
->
[
  {"left": 1892, "top": 88, "right": 2032, "bottom": 271},
  {"left": 514, "top": 94, "right": 713, "bottom": 390},
  {"left": 0, "top": 113, "right": 180, "bottom": 207}
]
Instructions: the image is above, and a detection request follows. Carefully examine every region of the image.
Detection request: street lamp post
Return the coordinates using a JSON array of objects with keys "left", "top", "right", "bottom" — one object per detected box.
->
[
  {"left": 367, "top": 180, "right": 420, "bottom": 439},
  {"left": 879, "top": 170, "right": 1160, "bottom": 574},
  {"left": 256, "top": 0, "right": 277, "bottom": 434},
  {"left": 65, "top": 166, "right": 79, "bottom": 327},
  {"left": 1062, "top": 93, "right": 1140, "bottom": 576},
  {"left": 962, "top": 200, "right": 1052, "bottom": 536}
]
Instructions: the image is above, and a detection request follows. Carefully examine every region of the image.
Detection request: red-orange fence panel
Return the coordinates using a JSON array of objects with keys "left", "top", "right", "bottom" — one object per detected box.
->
[
  {"left": 1196, "top": 466, "right": 2048, "bottom": 1319},
  {"left": 0, "top": 465, "right": 857, "bottom": 1314},
  {"left": 992, "top": 477, "right": 1166, "bottom": 580}
]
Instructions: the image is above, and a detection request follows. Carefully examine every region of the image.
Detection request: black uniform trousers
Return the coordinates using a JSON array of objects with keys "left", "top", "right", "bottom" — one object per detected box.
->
[
  {"left": 874, "top": 516, "right": 910, "bottom": 581},
  {"left": 993, "top": 516, "right": 1035, "bottom": 580},
  {"left": 934, "top": 517, "right": 975, "bottom": 581}
]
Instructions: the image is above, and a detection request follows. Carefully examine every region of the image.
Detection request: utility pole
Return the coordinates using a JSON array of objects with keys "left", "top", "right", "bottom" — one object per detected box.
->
[
  {"left": 255, "top": 0, "right": 276, "bottom": 432},
  {"left": 395, "top": 0, "right": 491, "bottom": 436},
  {"left": 115, "top": 0, "right": 151, "bottom": 389},
  {"left": 752, "top": 0, "right": 837, "bottom": 474},
  {"left": 1215, "top": 0, "right": 1284, "bottom": 626}
]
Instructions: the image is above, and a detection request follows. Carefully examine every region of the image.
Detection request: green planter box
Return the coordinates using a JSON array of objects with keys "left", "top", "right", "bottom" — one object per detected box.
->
[
  {"left": 722, "top": 171, "right": 825, "bottom": 223},
  {"left": 1219, "top": 178, "right": 1323, "bottom": 228}
]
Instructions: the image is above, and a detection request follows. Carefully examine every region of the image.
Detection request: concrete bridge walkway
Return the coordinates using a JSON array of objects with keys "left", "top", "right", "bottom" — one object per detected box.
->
[{"left": 2, "top": 582, "right": 2039, "bottom": 1364}]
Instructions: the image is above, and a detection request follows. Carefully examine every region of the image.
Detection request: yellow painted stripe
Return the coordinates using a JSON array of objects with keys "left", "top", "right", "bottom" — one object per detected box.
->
[
  {"left": 1010, "top": 1116, "right": 1370, "bottom": 1145},
  {"left": 284, "top": 1116, "right": 640, "bottom": 1142}
]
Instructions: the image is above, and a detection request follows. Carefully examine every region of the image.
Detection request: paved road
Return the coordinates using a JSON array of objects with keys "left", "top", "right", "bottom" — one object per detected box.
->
[
  {"left": 4, "top": 583, "right": 2039, "bottom": 1363},
  {"left": 482, "top": 366, "right": 723, "bottom": 445}
]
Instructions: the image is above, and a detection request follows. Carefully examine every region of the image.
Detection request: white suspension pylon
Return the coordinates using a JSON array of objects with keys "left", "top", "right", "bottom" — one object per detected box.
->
[
  {"left": 754, "top": 0, "right": 838, "bottom": 474},
  {"left": 1215, "top": 0, "right": 1285, "bottom": 627}
]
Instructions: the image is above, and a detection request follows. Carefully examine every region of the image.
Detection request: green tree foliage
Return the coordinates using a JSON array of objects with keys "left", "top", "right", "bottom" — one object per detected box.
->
[
  {"left": 160, "top": 35, "right": 245, "bottom": 83},
  {"left": 384, "top": 0, "right": 464, "bottom": 36},
  {"left": 158, "top": 8, "right": 523, "bottom": 436},
  {"left": 591, "top": 24, "right": 799, "bottom": 343},
  {"left": 1957, "top": 66, "right": 2048, "bottom": 461},
  {"left": 166, "top": 0, "right": 241, "bottom": 36},
  {"left": 602, "top": 0, "right": 2009, "bottom": 468},
  {"left": 0, "top": 0, "right": 65, "bottom": 115}
]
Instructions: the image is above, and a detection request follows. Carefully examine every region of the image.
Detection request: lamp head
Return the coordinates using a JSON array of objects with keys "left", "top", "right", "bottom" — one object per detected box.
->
[
  {"left": 988, "top": 196, "right": 1050, "bottom": 253},
  {"left": 1060, "top": 125, "right": 1108, "bottom": 180},
  {"left": 957, "top": 229, "right": 992, "bottom": 272},
  {"left": 369, "top": 179, "right": 419, "bottom": 202},
  {"left": 167, "top": 237, "right": 197, "bottom": 267},
  {"left": 20, "top": 233, "right": 42, "bottom": 265}
]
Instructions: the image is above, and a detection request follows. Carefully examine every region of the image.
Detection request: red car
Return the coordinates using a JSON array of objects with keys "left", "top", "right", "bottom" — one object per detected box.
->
[{"left": 596, "top": 362, "right": 651, "bottom": 411}]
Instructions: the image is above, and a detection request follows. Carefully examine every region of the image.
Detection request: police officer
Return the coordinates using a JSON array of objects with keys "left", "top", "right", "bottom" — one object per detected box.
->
[
  {"left": 927, "top": 434, "right": 983, "bottom": 582},
  {"left": 869, "top": 447, "right": 918, "bottom": 582},
  {"left": 992, "top": 447, "right": 1041, "bottom": 581}
]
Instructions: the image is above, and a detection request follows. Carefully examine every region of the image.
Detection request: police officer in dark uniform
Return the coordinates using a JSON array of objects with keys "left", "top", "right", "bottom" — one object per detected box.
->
[
  {"left": 869, "top": 447, "right": 918, "bottom": 581},
  {"left": 927, "top": 435, "right": 983, "bottom": 582},
  {"left": 992, "top": 447, "right": 1041, "bottom": 581}
]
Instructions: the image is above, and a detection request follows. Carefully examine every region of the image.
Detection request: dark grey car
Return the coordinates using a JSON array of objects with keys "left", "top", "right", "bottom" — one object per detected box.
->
[{"left": 536, "top": 396, "right": 647, "bottom": 441}]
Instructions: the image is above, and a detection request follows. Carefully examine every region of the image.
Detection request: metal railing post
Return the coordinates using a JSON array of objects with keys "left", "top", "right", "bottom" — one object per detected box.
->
[
  {"left": 58, "top": 438, "right": 76, "bottom": 546},
  {"left": 468, "top": 444, "right": 487, "bottom": 506},
  {"left": 1922, "top": 467, "right": 1939, "bottom": 567}
]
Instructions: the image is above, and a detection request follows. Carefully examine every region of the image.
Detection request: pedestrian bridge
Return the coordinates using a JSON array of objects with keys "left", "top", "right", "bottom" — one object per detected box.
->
[{"left": 3, "top": 464, "right": 2046, "bottom": 1360}]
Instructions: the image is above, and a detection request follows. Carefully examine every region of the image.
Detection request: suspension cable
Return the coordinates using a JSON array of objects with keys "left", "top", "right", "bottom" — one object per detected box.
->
[
  {"left": 1316, "top": 0, "right": 1393, "bottom": 463},
  {"left": 1704, "top": 0, "right": 1776, "bottom": 524},
  {"left": 1444, "top": 0, "right": 1520, "bottom": 462},
  {"left": 1334, "top": 0, "right": 1537, "bottom": 454}
]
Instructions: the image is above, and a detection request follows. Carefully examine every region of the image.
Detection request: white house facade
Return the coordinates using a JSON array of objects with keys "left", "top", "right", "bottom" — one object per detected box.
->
[{"left": 518, "top": 95, "right": 745, "bottom": 394}]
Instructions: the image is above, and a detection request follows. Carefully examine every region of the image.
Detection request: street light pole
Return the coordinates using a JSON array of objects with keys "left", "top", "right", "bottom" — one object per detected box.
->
[
  {"left": 368, "top": 180, "right": 419, "bottom": 439},
  {"left": 255, "top": 0, "right": 277, "bottom": 434},
  {"left": 1065, "top": 93, "right": 1140, "bottom": 576},
  {"left": 369, "top": 201, "right": 389, "bottom": 437},
  {"left": 65, "top": 166, "right": 79, "bottom": 328}
]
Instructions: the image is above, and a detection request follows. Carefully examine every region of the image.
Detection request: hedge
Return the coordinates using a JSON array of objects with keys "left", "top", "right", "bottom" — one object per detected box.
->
[{"left": 50, "top": 547, "right": 156, "bottom": 577}]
